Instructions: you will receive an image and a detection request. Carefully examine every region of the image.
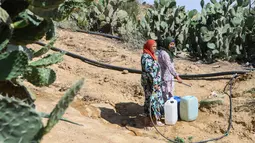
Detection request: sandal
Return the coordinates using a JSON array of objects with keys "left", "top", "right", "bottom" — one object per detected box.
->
[{"left": 156, "top": 121, "right": 165, "bottom": 126}]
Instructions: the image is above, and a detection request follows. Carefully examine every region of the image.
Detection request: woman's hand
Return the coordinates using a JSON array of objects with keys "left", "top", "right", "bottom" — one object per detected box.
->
[{"left": 176, "top": 75, "right": 182, "bottom": 83}]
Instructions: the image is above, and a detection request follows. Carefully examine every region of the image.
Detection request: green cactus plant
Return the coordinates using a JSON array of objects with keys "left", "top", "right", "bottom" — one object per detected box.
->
[
  {"left": 0, "top": 7, "right": 13, "bottom": 47},
  {"left": 28, "top": 0, "right": 83, "bottom": 22},
  {"left": 0, "top": 0, "right": 80, "bottom": 102},
  {"left": 183, "top": 0, "right": 255, "bottom": 62},
  {"left": 82, "top": 0, "right": 131, "bottom": 34},
  {"left": 28, "top": 0, "right": 65, "bottom": 9},
  {"left": 0, "top": 51, "right": 28, "bottom": 81},
  {"left": 43, "top": 78, "right": 84, "bottom": 134},
  {"left": 0, "top": 2, "right": 87, "bottom": 142},
  {"left": 0, "top": 39, "right": 9, "bottom": 52},
  {"left": 24, "top": 67, "right": 56, "bottom": 87},
  {"left": 139, "top": 0, "right": 190, "bottom": 53},
  {"left": 0, "top": 78, "right": 84, "bottom": 143},
  {"left": 0, "top": 0, "right": 29, "bottom": 19},
  {"left": 139, "top": 0, "right": 177, "bottom": 40},
  {"left": 62, "top": 0, "right": 255, "bottom": 62},
  {"left": 33, "top": 36, "right": 57, "bottom": 57},
  {"left": 29, "top": 52, "right": 64, "bottom": 67},
  {"left": 0, "top": 95, "right": 43, "bottom": 143},
  {"left": 10, "top": 12, "right": 50, "bottom": 45}
]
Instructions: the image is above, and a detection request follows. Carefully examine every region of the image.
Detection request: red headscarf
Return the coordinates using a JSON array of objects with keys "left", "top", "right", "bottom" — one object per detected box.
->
[{"left": 143, "top": 39, "right": 157, "bottom": 60}]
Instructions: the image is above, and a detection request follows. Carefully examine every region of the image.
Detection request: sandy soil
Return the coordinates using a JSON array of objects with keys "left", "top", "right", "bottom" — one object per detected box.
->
[{"left": 26, "top": 29, "right": 255, "bottom": 143}]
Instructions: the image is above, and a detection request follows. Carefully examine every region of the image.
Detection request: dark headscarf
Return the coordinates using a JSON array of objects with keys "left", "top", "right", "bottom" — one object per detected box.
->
[{"left": 161, "top": 37, "right": 175, "bottom": 62}]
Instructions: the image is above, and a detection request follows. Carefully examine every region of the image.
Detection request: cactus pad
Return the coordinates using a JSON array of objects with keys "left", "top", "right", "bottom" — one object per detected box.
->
[
  {"left": 29, "top": 52, "right": 64, "bottom": 67},
  {"left": 28, "top": 0, "right": 79, "bottom": 22},
  {"left": 0, "top": 80, "right": 35, "bottom": 104},
  {"left": 0, "top": 95, "right": 43, "bottom": 143},
  {"left": 43, "top": 78, "right": 84, "bottom": 134},
  {"left": 0, "top": 7, "right": 13, "bottom": 46},
  {"left": 24, "top": 67, "right": 56, "bottom": 87},
  {"left": 33, "top": 36, "right": 57, "bottom": 57},
  {"left": 11, "top": 18, "right": 48, "bottom": 45},
  {"left": 0, "top": 51, "right": 28, "bottom": 81}
]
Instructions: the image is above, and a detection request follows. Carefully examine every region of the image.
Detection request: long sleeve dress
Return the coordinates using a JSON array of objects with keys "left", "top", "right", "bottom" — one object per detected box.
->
[
  {"left": 158, "top": 50, "right": 178, "bottom": 102},
  {"left": 141, "top": 53, "right": 164, "bottom": 120}
]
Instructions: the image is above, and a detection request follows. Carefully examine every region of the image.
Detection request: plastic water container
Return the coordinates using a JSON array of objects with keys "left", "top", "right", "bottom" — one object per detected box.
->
[
  {"left": 173, "top": 96, "right": 181, "bottom": 119},
  {"left": 164, "top": 97, "right": 178, "bottom": 125},
  {"left": 180, "top": 96, "right": 198, "bottom": 121}
]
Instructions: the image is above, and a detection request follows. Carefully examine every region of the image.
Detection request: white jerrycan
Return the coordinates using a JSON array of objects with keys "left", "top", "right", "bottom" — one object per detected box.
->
[{"left": 164, "top": 97, "right": 178, "bottom": 125}]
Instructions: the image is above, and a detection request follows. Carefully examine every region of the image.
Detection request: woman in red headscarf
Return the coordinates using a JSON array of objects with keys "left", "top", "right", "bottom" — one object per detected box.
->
[{"left": 141, "top": 40, "right": 165, "bottom": 126}]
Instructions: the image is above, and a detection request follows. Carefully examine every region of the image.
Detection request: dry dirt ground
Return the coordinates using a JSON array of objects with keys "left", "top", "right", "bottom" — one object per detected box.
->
[{"left": 26, "top": 29, "right": 255, "bottom": 143}]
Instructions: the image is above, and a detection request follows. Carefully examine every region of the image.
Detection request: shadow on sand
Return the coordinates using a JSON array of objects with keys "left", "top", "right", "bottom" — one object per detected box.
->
[{"left": 99, "top": 102, "right": 150, "bottom": 129}]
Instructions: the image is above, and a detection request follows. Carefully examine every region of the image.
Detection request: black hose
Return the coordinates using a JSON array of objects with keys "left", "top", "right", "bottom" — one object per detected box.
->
[
  {"left": 35, "top": 41, "right": 249, "bottom": 79},
  {"left": 149, "top": 74, "right": 238, "bottom": 143},
  {"left": 179, "top": 71, "right": 247, "bottom": 78},
  {"left": 75, "top": 29, "right": 123, "bottom": 41},
  {"left": 244, "top": 68, "right": 255, "bottom": 71},
  {"left": 35, "top": 41, "right": 141, "bottom": 73}
]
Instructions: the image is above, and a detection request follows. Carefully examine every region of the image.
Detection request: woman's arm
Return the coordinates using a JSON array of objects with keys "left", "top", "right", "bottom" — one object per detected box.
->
[{"left": 161, "top": 51, "right": 182, "bottom": 83}]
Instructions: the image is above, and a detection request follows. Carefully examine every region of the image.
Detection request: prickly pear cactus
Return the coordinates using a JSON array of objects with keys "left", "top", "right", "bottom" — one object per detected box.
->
[
  {"left": 0, "top": 0, "right": 29, "bottom": 19},
  {"left": 43, "top": 78, "right": 84, "bottom": 134},
  {"left": 11, "top": 14, "right": 49, "bottom": 45},
  {"left": 28, "top": 0, "right": 65, "bottom": 9},
  {"left": 0, "top": 78, "right": 84, "bottom": 143},
  {"left": 35, "top": 78, "right": 84, "bottom": 141},
  {"left": 24, "top": 67, "right": 56, "bottom": 87},
  {"left": 0, "top": 51, "right": 28, "bottom": 80},
  {"left": 0, "top": 80, "right": 36, "bottom": 105},
  {"left": 0, "top": 0, "right": 80, "bottom": 101},
  {"left": 33, "top": 36, "right": 57, "bottom": 57},
  {"left": 0, "top": 7, "right": 13, "bottom": 47},
  {"left": 0, "top": 95, "right": 43, "bottom": 143},
  {"left": 29, "top": 52, "right": 64, "bottom": 67},
  {"left": 28, "top": 0, "right": 81, "bottom": 22},
  {"left": 139, "top": 0, "right": 189, "bottom": 51},
  {"left": 83, "top": 0, "right": 130, "bottom": 34}
]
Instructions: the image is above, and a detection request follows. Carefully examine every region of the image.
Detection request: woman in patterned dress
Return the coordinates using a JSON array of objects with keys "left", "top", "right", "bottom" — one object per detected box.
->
[
  {"left": 158, "top": 37, "right": 182, "bottom": 102},
  {"left": 141, "top": 39, "right": 164, "bottom": 126}
]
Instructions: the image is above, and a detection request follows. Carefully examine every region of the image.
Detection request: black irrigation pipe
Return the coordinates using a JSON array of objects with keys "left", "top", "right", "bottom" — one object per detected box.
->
[
  {"left": 35, "top": 41, "right": 141, "bottom": 73},
  {"left": 245, "top": 68, "right": 255, "bottom": 71},
  {"left": 75, "top": 29, "right": 123, "bottom": 41},
  {"left": 57, "top": 26, "right": 122, "bottom": 40},
  {"left": 179, "top": 71, "right": 248, "bottom": 78},
  {"left": 35, "top": 41, "right": 250, "bottom": 79}
]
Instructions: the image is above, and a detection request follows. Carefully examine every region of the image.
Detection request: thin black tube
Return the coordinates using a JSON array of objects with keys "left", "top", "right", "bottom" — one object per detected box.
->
[{"left": 75, "top": 30, "right": 123, "bottom": 41}]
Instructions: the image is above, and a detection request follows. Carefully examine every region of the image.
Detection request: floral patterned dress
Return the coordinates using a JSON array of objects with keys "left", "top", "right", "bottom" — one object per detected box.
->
[
  {"left": 158, "top": 50, "right": 178, "bottom": 101},
  {"left": 141, "top": 53, "right": 164, "bottom": 120}
]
